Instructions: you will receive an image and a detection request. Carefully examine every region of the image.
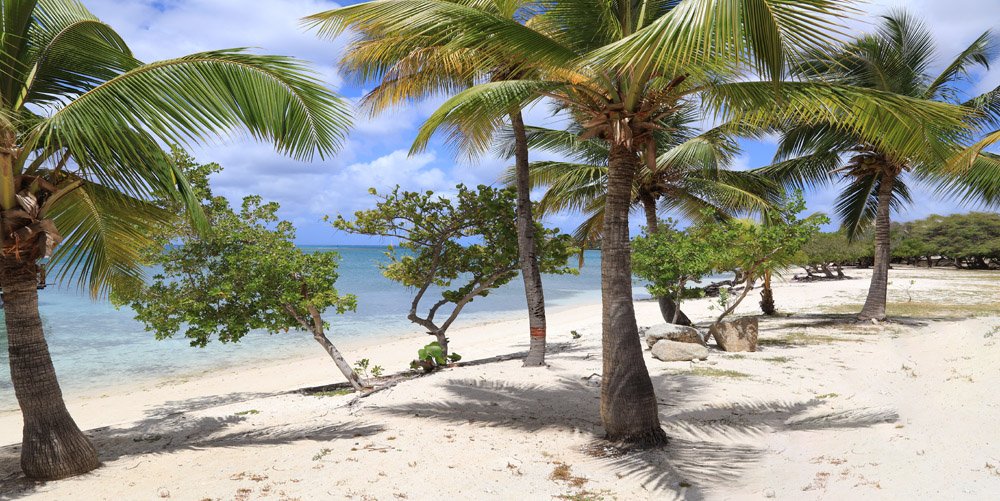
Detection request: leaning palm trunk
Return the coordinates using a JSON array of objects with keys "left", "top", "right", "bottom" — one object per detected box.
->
[
  {"left": 511, "top": 111, "right": 548, "bottom": 367},
  {"left": 639, "top": 191, "right": 692, "bottom": 326},
  {"left": 601, "top": 146, "right": 667, "bottom": 446},
  {"left": 858, "top": 176, "right": 895, "bottom": 321},
  {"left": 3, "top": 255, "right": 99, "bottom": 479}
]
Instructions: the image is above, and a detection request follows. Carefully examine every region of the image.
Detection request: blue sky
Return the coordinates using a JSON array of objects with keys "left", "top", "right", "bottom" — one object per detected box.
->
[{"left": 81, "top": 0, "right": 1000, "bottom": 244}]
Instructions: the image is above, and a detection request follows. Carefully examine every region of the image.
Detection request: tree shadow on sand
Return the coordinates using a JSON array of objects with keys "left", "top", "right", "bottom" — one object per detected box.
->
[
  {"left": 371, "top": 374, "right": 898, "bottom": 500},
  {"left": 0, "top": 398, "right": 381, "bottom": 499}
]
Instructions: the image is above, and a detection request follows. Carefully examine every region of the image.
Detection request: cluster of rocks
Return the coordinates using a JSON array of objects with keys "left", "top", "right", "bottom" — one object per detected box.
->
[{"left": 645, "top": 317, "right": 758, "bottom": 362}]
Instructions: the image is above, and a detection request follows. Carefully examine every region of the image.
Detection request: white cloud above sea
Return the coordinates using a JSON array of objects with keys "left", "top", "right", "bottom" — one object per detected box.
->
[{"left": 77, "top": 0, "right": 1000, "bottom": 242}]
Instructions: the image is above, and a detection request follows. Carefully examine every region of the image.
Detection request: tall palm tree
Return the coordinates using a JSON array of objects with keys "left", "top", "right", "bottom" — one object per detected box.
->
[
  {"left": 306, "top": 0, "right": 973, "bottom": 446},
  {"left": 498, "top": 113, "right": 778, "bottom": 325},
  {"left": 1, "top": 0, "right": 350, "bottom": 480},
  {"left": 305, "top": 0, "right": 554, "bottom": 366},
  {"left": 758, "top": 10, "right": 1000, "bottom": 321}
]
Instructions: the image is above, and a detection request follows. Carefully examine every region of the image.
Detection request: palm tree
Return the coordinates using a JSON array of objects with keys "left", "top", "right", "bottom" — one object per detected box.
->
[
  {"left": 498, "top": 113, "right": 778, "bottom": 325},
  {"left": 304, "top": 0, "right": 554, "bottom": 366},
  {"left": 306, "top": 0, "right": 974, "bottom": 447},
  {"left": 1, "top": 1, "right": 350, "bottom": 480},
  {"left": 758, "top": 10, "right": 1000, "bottom": 321}
]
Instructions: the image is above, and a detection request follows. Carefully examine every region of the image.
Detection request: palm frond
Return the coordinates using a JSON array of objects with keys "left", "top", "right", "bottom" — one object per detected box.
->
[
  {"left": 29, "top": 50, "right": 351, "bottom": 165},
  {"left": 45, "top": 181, "right": 171, "bottom": 296},
  {"left": 587, "top": 0, "right": 859, "bottom": 83},
  {"left": 411, "top": 79, "right": 557, "bottom": 159}
]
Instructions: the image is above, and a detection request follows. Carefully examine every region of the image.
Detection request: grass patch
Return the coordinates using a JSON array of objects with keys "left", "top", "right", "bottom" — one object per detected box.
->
[
  {"left": 310, "top": 389, "right": 355, "bottom": 397},
  {"left": 673, "top": 367, "right": 751, "bottom": 379},
  {"left": 549, "top": 463, "right": 588, "bottom": 488},
  {"left": 723, "top": 354, "right": 747, "bottom": 359},
  {"left": 821, "top": 301, "right": 1000, "bottom": 318},
  {"left": 234, "top": 409, "right": 260, "bottom": 416},
  {"left": 813, "top": 393, "right": 839, "bottom": 399},
  {"left": 763, "top": 356, "right": 792, "bottom": 364},
  {"left": 760, "top": 331, "right": 864, "bottom": 347},
  {"left": 554, "top": 490, "right": 618, "bottom": 501}
]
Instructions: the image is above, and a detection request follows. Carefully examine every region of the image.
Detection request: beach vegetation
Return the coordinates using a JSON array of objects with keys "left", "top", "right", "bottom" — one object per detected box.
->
[
  {"left": 0, "top": 0, "right": 351, "bottom": 480},
  {"left": 797, "top": 230, "right": 872, "bottom": 278},
  {"left": 632, "top": 219, "right": 720, "bottom": 323},
  {"left": 354, "top": 359, "right": 385, "bottom": 380},
  {"left": 673, "top": 367, "right": 751, "bottom": 380},
  {"left": 892, "top": 212, "right": 1000, "bottom": 269},
  {"left": 763, "top": 356, "right": 793, "bottom": 364},
  {"left": 709, "top": 194, "right": 827, "bottom": 323},
  {"left": 310, "top": 389, "right": 355, "bottom": 398},
  {"left": 411, "top": 341, "right": 462, "bottom": 373},
  {"left": 116, "top": 179, "right": 365, "bottom": 391},
  {"left": 332, "top": 184, "right": 576, "bottom": 360},
  {"left": 636, "top": 193, "right": 823, "bottom": 325}
]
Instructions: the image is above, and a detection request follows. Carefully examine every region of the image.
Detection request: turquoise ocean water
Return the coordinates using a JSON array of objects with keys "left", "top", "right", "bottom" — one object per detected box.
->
[{"left": 0, "top": 247, "right": 622, "bottom": 411}]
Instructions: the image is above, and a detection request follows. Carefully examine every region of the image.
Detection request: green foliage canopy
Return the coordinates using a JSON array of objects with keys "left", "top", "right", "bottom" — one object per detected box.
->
[
  {"left": 332, "top": 184, "right": 576, "bottom": 353},
  {"left": 632, "top": 219, "right": 720, "bottom": 321},
  {"left": 114, "top": 153, "right": 356, "bottom": 349}
]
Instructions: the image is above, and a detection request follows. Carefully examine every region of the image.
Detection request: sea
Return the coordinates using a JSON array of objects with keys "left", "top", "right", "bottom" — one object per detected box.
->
[{"left": 0, "top": 247, "right": 626, "bottom": 411}]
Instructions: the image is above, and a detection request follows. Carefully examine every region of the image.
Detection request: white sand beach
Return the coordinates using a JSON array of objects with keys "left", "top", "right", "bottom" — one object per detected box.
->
[{"left": 2, "top": 265, "right": 1000, "bottom": 500}]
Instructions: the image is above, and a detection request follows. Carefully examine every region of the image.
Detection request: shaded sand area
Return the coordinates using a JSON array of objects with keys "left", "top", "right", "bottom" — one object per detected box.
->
[{"left": 2, "top": 266, "right": 1000, "bottom": 499}]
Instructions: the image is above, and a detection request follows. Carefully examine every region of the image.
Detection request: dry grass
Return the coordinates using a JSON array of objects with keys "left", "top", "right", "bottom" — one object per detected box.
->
[
  {"left": 670, "top": 367, "right": 752, "bottom": 379},
  {"left": 820, "top": 301, "right": 1000, "bottom": 319},
  {"left": 759, "top": 331, "right": 864, "bottom": 347}
]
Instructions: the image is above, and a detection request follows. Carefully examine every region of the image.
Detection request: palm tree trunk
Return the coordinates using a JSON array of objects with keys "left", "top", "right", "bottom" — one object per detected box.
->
[
  {"left": 759, "top": 270, "right": 775, "bottom": 315},
  {"left": 2, "top": 255, "right": 99, "bottom": 479},
  {"left": 638, "top": 192, "right": 692, "bottom": 326},
  {"left": 510, "top": 111, "right": 547, "bottom": 367},
  {"left": 858, "top": 175, "right": 895, "bottom": 321},
  {"left": 600, "top": 145, "right": 667, "bottom": 447}
]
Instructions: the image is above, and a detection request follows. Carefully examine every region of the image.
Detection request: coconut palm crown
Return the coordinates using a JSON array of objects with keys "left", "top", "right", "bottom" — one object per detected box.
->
[
  {"left": 1, "top": 0, "right": 351, "bottom": 480},
  {"left": 756, "top": 10, "right": 1000, "bottom": 321}
]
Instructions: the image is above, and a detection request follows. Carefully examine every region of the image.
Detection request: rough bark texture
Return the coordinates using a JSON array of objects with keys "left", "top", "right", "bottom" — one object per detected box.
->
[
  {"left": 510, "top": 111, "right": 547, "bottom": 367},
  {"left": 600, "top": 145, "right": 667, "bottom": 447},
  {"left": 858, "top": 175, "right": 895, "bottom": 321},
  {"left": 759, "top": 272, "right": 775, "bottom": 315},
  {"left": 3, "top": 254, "right": 99, "bottom": 479},
  {"left": 638, "top": 191, "right": 692, "bottom": 326}
]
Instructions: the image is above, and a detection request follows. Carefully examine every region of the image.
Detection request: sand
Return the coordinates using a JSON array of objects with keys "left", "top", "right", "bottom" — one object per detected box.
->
[{"left": 2, "top": 265, "right": 1000, "bottom": 500}]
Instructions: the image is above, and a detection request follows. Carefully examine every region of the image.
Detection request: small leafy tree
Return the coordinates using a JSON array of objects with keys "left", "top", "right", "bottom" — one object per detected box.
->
[
  {"left": 709, "top": 194, "right": 827, "bottom": 324},
  {"left": 332, "top": 184, "right": 576, "bottom": 368},
  {"left": 115, "top": 153, "right": 364, "bottom": 390},
  {"left": 631, "top": 219, "right": 721, "bottom": 324}
]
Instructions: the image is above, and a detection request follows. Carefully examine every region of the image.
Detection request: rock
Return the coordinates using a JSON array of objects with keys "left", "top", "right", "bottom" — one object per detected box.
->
[
  {"left": 645, "top": 323, "right": 704, "bottom": 349},
  {"left": 764, "top": 488, "right": 776, "bottom": 498},
  {"left": 651, "top": 339, "right": 709, "bottom": 362},
  {"left": 709, "top": 317, "right": 758, "bottom": 352}
]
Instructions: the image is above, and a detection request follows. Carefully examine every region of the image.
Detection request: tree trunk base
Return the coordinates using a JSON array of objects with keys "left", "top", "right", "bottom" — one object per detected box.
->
[
  {"left": 21, "top": 416, "right": 100, "bottom": 480},
  {"left": 759, "top": 288, "right": 775, "bottom": 315},
  {"left": 657, "top": 296, "right": 691, "bottom": 326},
  {"left": 606, "top": 427, "right": 669, "bottom": 449},
  {"left": 523, "top": 331, "right": 546, "bottom": 367}
]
